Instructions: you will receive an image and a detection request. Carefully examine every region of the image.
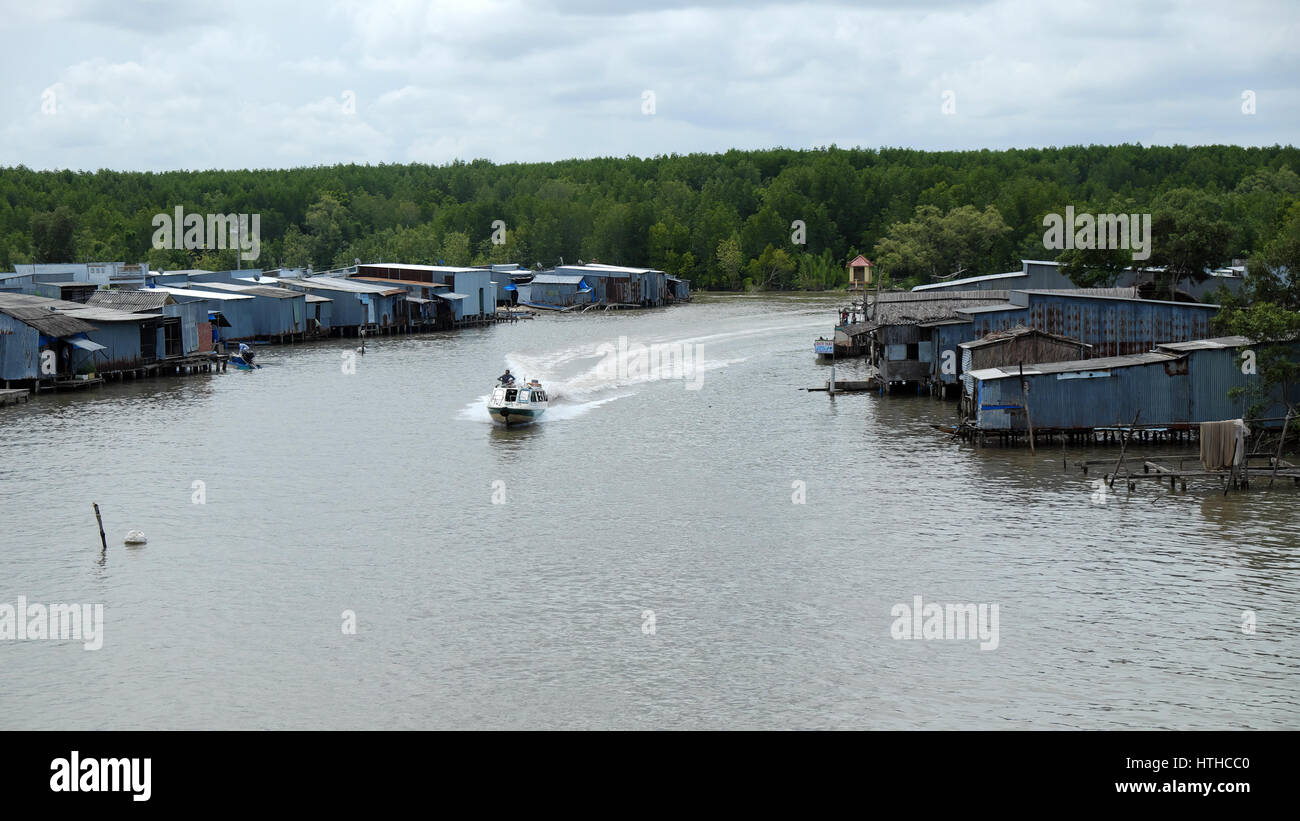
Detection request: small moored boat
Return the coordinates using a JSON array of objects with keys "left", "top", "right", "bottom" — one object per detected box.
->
[
  {"left": 229, "top": 354, "right": 260, "bottom": 370},
  {"left": 488, "top": 378, "right": 548, "bottom": 427}
]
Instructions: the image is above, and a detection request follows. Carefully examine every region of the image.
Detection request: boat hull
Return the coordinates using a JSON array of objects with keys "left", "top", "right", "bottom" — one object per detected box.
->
[
  {"left": 230, "top": 355, "right": 260, "bottom": 370},
  {"left": 488, "top": 406, "right": 545, "bottom": 427}
]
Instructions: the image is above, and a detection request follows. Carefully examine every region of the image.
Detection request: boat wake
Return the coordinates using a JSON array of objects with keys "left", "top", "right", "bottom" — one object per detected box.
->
[{"left": 458, "top": 342, "right": 745, "bottom": 424}]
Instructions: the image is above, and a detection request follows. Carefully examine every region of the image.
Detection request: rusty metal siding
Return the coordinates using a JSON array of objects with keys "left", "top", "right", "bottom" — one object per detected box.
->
[{"left": 965, "top": 295, "right": 1216, "bottom": 357}]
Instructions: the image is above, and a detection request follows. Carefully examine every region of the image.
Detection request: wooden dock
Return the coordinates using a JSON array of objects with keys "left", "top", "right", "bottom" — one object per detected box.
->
[
  {"left": 806, "top": 380, "right": 875, "bottom": 393},
  {"left": 0, "top": 388, "right": 31, "bottom": 408},
  {"left": 1076, "top": 452, "right": 1300, "bottom": 493}
]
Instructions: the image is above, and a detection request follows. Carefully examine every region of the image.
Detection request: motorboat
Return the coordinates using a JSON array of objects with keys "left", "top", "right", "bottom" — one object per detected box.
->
[{"left": 488, "top": 378, "right": 548, "bottom": 427}]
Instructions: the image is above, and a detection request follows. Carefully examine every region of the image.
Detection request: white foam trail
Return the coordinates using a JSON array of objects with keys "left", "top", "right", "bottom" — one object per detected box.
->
[{"left": 463, "top": 311, "right": 823, "bottom": 424}]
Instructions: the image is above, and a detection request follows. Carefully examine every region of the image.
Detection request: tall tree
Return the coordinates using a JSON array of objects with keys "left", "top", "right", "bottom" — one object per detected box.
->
[{"left": 31, "top": 206, "right": 77, "bottom": 262}]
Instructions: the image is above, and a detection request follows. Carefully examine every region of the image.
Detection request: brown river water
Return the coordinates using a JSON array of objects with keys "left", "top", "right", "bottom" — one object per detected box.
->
[{"left": 1, "top": 293, "right": 1297, "bottom": 729}]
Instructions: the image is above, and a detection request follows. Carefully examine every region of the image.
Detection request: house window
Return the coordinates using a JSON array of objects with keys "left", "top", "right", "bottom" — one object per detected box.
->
[{"left": 906, "top": 343, "right": 919, "bottom": 360}]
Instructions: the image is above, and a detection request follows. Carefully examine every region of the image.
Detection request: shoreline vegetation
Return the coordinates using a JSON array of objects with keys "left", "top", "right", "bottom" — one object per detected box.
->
[
  {"left": 3, "top": 144, "right": 1297, "bottom": 393},
  {"left": 3, "top": 144, "right": 1298, "bottom": 292}
]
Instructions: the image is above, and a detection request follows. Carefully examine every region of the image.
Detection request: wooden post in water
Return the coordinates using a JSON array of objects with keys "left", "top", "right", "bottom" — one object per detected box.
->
[
  {"left": 1108, "top": 410, "right": 1141, "bottom": 488},
  {"left": 1019, "top": 362, "right": 1035, "bottom": 455},
  {"left": 92, "top": 503, "right": 107, "bottom": 552},
  {"left": 1270, "top": 410, "right": 1291, "bottom": 489}
]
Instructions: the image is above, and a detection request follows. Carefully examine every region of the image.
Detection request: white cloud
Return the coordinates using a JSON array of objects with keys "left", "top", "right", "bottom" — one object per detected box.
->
[{"left": 0, "top": 0, "right": 1295, "bottom": 171}]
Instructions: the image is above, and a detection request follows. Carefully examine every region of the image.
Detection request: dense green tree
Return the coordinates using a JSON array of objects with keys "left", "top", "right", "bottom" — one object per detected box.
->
[
  {"left": 1147, "top": 188, "right": 1234, "bottom": 300},
  {"left": 31, "top": 206, "right": 77, "bottom": 262},
  {"left": 0, "top": 145, "right": 1296, "bottom": 295},
  {"left": 715, "top": 236, "right": 744, "bottom": 291},
  {"left": 873, "top": 204, "right": 1011, "bottom": 286}
]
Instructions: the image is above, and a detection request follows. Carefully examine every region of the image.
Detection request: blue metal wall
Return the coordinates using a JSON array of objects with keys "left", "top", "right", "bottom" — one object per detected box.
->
[
  {"left": 1184, "top": 343, "right": 1300, "bottom": 423},
  {"left": 451, "top": 270, "right": 495, "bottom": 317},
  {"left": 205, "top": 299, "right": 257, "bottom": 342},
  {"left": 162, "top": 301, "right": 204, "bottom": 354},
  {"left": 958, "top": 294, "right": 1217, "bottom": 358},
  {"left": 240, "top": 293, "right": 305, "bottom": 337},
  {"left": 974, "top": 346, "right": 1300, "bottom": 431},
  {"left": 975, "top": 358, "right": 1190, "bottom": 431},
  {"left": 77, "top": 320, "right": 149, "bottom": 373},
  {"left": 0, "top": 312, "right": 39, "bottom": 380}
]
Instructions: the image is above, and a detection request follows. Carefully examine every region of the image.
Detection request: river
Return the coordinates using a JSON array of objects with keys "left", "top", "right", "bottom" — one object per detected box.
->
[{"left": 1, "top": 293, "right": 1297, "bottom": 729}]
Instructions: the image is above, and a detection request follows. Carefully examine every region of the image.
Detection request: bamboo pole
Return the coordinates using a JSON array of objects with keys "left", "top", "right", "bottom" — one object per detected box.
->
[
  {"left": 1107, "top": 410, "right": 1141, "bottom": 487},
  {"left": 92, "top": 503, "right": 107, "bottom": 552},
  {"left": 1270, "top": 410, "right": 1291, "bottom": 489}
]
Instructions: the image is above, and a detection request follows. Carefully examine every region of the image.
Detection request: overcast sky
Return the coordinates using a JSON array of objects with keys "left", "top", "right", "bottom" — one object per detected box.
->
[{"left": 0, "top": 0, "right": 1295, "bottom": 172}]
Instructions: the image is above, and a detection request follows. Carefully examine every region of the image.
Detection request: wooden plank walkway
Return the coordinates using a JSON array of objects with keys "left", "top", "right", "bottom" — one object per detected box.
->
[{"left": 0, "top": 388, "right": 31, "bottom": 407}]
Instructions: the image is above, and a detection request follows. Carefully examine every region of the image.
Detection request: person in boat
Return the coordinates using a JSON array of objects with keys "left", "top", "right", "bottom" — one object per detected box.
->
[
  {"left": 499, "top": 369, "right": 515, "bottom": 386},
  {"left": 238, "top": 342, "right": 254, "bottom": 365}
]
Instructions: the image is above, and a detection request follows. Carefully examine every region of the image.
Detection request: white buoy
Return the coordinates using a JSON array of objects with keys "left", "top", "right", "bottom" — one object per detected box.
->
[{"left": 124, "top": 530, "right": 148, "bottom": 545}]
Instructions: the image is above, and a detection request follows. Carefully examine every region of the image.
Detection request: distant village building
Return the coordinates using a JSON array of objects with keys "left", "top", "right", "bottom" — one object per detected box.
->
[{"left": 847, "top": 256, "right": 874, "bottom": 291}]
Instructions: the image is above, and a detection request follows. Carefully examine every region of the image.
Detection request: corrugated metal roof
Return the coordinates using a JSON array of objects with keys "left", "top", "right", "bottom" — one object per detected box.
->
[
  {"left": 433, "top": 292, "right": 468, "bottom": 300},
  {"left": 86, "top": 290, "right": 175, "bottom": 311},
  {"left": 151, "top": 285, "right": 253, "bottom": 301},
  {"left": 913, "top": 271, "right": 1023, "bottom": 291},
  {"left": 1014, "top": 289, "right": 1217, "bottom": 308},
  {"left": 957, "top": 304, "right": 1021, "bottom": 315},
  {"left": 352, "top": 276, "right": 450, "bottom": 289},
  {"left": 187, "top": 282, "right": 303, "bottom": 299},
  {"left": 357, "top": 263, "right": 482, "bottom": 273},
  {"left": 1157, "top": 336, "right": 1253, "bottom": 351},
  {"left": 969, "top": 351, "right": 1182, "bottom": 381},
  {"left": 874, "top": 289, "right": 1011, "bottom": 303},
  {"left": 573, "top": 263, "right": 660, "bottom": 274},
  {"left": 68, "top": 337, "right": 108, "bottom": 351},
  {"left": 0, "top": 293, "right": 84, "bottom": 310},
  {"left": 959, "top": 325, "right": 1093, "bottom": 350},
  {"left": 1015, "top": 287, "right": 1141, "bottom": 299},
  {"left": 531, "top": 274, "right": 586, "bottom": 285},
  {"left": 556, "top": 265, "right": 633, "bottom": 278},
  {"left": 865, "top": 290, "right": 1013, "bottom": 327},
  {"left": 0, "top": 303, "right": 97, "bottom": 336},
  {"left": 282, "top": 277, "right": 405, "bottom": 296},
  {"left": 917, "top": 318, "right": 973, "bottom": 327},
  {"left": 241, "top": 286, "right": 302, "bottom": 299},
  {"left": 61, "top": 306, "right": 162, "bottom": 322},
  {"left": 304, "top": 294, "right": 331, "bottom": 303}
]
